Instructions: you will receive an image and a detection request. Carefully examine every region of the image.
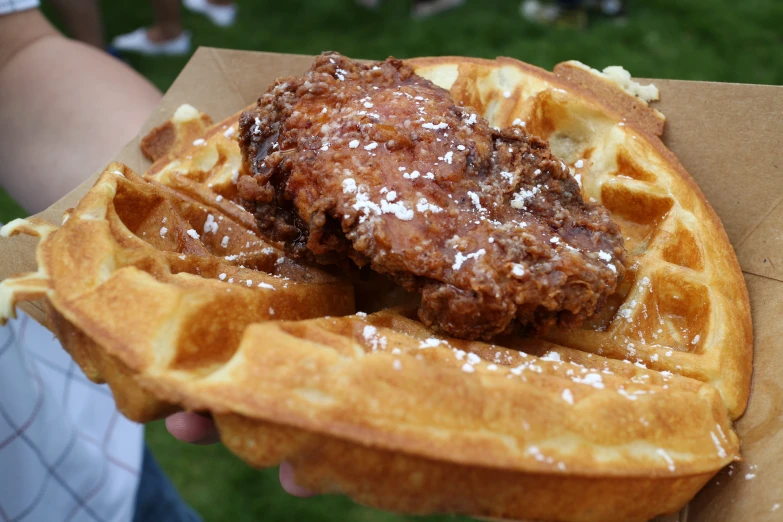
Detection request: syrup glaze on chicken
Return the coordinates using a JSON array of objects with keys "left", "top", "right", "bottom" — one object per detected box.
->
[{"left": 238, "top": 52, "right": 625, "bottom": 340}]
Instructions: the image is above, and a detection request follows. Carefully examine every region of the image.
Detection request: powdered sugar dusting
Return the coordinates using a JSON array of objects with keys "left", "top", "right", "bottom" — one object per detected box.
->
[
  {"left": 453, "top": 249, "right": 486, "bottom": 270},
  {"left": 656, "top": 449, "right": 676, "bottom": 472},
  {"left": 420, "top": 338, "right": 443, "bottom": 349}
]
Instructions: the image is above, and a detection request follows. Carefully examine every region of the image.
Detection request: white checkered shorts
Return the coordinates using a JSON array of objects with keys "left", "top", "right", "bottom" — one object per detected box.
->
[{"left": 0, "top": 313, "right": 143, "bottom": 522}]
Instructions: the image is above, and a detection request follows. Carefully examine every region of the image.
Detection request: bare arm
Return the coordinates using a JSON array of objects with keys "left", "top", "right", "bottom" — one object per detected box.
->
[{"left": 0, "top": 9, "right": 161, "bottom": 214}]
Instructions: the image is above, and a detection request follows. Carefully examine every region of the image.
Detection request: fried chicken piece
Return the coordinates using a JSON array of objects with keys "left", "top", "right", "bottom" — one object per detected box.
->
[{"left": 238, "top": 52, "right": 625, "bottom": 340}]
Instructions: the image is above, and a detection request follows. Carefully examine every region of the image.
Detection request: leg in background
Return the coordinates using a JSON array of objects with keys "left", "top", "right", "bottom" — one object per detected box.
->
[
  {"left": 48, "top": 0, "right": 105, "bottom": 48},
  {"left": 132, "top": 445, "right": 203, "bottom": 522},
  {"left": 111, "top": 0, "right": 191, "bottom": 56},
  {"left": 148, "top": 0, "right": 185, "bottom": 41},
  {"left": 183, "top": 0, "right": 238, "bottom": 27}
]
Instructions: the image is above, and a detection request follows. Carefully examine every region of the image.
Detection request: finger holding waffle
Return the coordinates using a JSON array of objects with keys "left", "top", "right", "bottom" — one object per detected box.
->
[{"left": 0, "top": 51, "right": 752, "bottom": 522}]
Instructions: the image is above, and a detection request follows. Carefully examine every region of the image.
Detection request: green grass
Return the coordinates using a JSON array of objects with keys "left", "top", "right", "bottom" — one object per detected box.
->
[
  {"left": 0, "top": 190, "right": 25, "bottom": 224},
  {"left": 3, "top": 0, "right": 782, "bottom": 520},
  {"left": 106, "top": 0, "right": 783, "bottom": 92}
]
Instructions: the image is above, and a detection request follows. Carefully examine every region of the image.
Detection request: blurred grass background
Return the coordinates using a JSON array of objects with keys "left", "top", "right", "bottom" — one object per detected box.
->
[
  {"left": 103, "top": 0, "right": 783, "bottom": 92},
  {"left": 2, "top": 0, "right": 782, "bottom": 520},
  {"left": 2, "top": 0, "right": 781, "bottom": 224}
]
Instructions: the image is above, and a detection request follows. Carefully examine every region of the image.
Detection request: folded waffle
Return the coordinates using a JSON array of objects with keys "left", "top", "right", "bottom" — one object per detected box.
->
[
  {"left": 0, "top": 163, "right": 354, "bottom": 421},
  {"left": 0, "top": 55, "right": 752, "bottom": 522}
]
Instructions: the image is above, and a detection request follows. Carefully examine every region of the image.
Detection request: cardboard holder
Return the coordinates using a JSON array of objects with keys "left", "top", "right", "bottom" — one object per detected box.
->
[{"left": 1, "top": 48, "right": 781, "bottom": 521}]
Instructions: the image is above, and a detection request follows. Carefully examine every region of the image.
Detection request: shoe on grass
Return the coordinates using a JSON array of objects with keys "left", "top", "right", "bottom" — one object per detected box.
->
[
  {"left": 183, "top": 0, "right": 238, "bottom": 27},
  {"left": 412, "top": 0, "right": 466, "bottom": 19},
  {"left": 521, "top": 0, "right": 557, "bottom": 23},
  {"left": 111, "top": 28, "right": 191, "bottom": 56},
  {"left": 520, "top": 0, "right": 587, "bottom": 28}
]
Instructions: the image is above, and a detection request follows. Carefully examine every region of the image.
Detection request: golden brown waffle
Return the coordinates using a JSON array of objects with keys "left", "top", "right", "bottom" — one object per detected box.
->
[
  {"left": 0, "top": 55, "right": 752, "bottom": 522},
  {"left": 141, "top": 104, "right": 257, "bottom": 233},
  {"left": 0, "top": 163, "right": 354, "bottom": 421},
  {"left": 147, "top": 308, "right": 738, "bottom": 521},
  {"left": 411, "top": 57, "right": 752, "bottom": 420}
]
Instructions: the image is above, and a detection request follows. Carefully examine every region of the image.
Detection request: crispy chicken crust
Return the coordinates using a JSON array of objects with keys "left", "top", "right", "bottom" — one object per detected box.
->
[{"left": 238, "top": 52, "right": 625, "bottom": 339}]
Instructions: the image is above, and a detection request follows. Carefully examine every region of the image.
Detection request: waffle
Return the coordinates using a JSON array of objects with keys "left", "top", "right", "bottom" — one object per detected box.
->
[
  {"left": 141, "top": 104, "right": 258, "bottom": 233},
  {"left": 0, "top": 161, "right": 354, "bottom": 421},
  {"left": 410, "top": 57, "right": 752, "bottom": 420},
  {"left": 0, "top": 55, "right": 752, "bottom": 522}
]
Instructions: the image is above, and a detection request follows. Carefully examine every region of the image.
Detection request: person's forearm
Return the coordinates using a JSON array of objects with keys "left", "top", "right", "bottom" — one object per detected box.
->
[
  {"left": 0, "top": 9, "right": 161, "bottom": 214},
  {"left": 0, "top": 9, "right": 56, "bottom": 71}
]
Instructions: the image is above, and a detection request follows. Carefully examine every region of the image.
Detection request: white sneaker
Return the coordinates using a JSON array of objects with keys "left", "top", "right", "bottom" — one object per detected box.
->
[
  {"left": 520, "top": 0, "right": 561, "bottom": 24},
  {"left": 411, "top": 0, "right": 466, "bottom": 19},
  {"left": 111, "top": 28, "right": 191, "bottom": 56},
  {"left": 183, "top": 0, "right": 238, "bottom": 28}
]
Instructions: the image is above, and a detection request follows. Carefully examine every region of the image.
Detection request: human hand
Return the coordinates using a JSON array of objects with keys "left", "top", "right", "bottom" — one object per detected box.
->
[{"left": 165, "top": 412, "right": 315, "bottom": 497}]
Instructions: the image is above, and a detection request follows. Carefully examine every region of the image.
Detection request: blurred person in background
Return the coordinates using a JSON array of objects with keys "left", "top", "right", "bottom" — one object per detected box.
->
[
  {"left": 47, "top": 0, "right": 127, "bottom": 59},
  {"left": 49, "top": 0, "right": 105, "bottom": 48},
  {"left": 521, "top": 0, "right": 625, "bottom": 28},
  {"left": 0, "top": 3, "right": 307, "bottom": 520},
  {"left": 112, "top": 0, "right": 238, "bottom": 56},
  {"left": 357, "top": 0, "right": 466, "bottom": 18}
]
